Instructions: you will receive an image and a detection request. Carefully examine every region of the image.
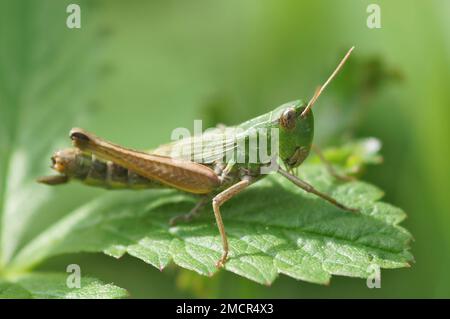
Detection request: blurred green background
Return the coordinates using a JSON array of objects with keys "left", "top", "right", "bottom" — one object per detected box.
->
[{"left": 1, "top": 0, "right": 450, "bottom": 297}]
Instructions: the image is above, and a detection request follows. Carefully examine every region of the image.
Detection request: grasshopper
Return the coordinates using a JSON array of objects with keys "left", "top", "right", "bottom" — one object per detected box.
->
[{"left": 38, "top": 47, "right": 356, "bottom": 267}]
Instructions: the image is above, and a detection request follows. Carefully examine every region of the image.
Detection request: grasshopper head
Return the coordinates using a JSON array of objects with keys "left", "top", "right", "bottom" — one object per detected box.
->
[
  {"left": 277, "top": 47, "right": 354, "bottom": 169},
  {"left": 277, "top": 47, "right": 355, "bottom": 168},
  {"left": 278, "top": 101, "right": 314, "bottom": 168}
]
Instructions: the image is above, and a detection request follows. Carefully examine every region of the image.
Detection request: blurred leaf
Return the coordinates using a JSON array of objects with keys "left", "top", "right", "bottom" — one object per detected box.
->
[
  {"left": 0, "top": 0, "right": 129, "bottom": 298},
  {"left": 10, "top": 142, "right": 412, "bottom": 285},
  {"left": 0, "top": 273, "right": 127, "bottom": 299},
  {"left": 0, "top": 0, "right": 104, "bottom": 266},
  {"left": 308, "top": 138, "right": 383, "bottom": 176},
  {"left": 314, "top": 55, "right": 402, "bottom": 145},
  {"left": 175, "top": 268, "right": 222, "bottom": 298}
]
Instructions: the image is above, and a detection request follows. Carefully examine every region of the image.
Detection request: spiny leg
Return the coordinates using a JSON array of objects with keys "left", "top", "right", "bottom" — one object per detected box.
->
[
  {"left": 169, "top": 196, "right": 209, "bottom": 226},
  {"left": 278, "top": 168, "right": 358, "bottom": 213},
  {"left": 312, "top": 144, "right": 355, "bottom": 182},
  {"left": 212, "top": 179, "right": 251, "bottom": 268}
]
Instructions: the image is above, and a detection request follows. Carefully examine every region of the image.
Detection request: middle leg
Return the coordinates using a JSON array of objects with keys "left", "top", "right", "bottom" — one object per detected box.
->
[
  {"left": 278, "top": 168, "right": 358, "bottom": 213},
  {"left": 169, "top": 196, "right": 209, "bottom": 226}
]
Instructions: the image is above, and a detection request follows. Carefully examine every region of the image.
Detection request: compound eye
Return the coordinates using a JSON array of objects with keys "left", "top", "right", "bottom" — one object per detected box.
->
[{"left": 280, "top": 108, "right": 297, "bottom": 130}]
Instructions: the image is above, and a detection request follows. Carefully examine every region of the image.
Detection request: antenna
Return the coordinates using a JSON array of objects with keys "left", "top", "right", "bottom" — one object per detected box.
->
[{"left": 301, "top": 46, "right": 355, "bottom": 117}]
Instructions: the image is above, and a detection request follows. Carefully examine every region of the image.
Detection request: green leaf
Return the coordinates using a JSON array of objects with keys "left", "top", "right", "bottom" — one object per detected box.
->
[
  {"left": 0, "top": 273, "right": 127, "bottom": 299},
  {"left": 10, "top": 149, "right": 413, "bottom": 285}
]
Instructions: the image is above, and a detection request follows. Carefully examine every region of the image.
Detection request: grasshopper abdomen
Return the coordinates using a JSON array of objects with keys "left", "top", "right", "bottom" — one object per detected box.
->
[{"left": 39, "top": 148, "right": 165, "bottom": 190}]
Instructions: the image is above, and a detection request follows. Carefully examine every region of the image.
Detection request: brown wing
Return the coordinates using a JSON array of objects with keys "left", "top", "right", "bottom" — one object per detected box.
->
[{"left": 70, "top": 128, "right": 221, "bottom": 194}]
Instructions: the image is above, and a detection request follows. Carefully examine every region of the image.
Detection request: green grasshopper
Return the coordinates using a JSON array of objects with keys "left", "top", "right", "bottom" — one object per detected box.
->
[{"left": 38, "top": 47, "right": 356, "bottom": 267}]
